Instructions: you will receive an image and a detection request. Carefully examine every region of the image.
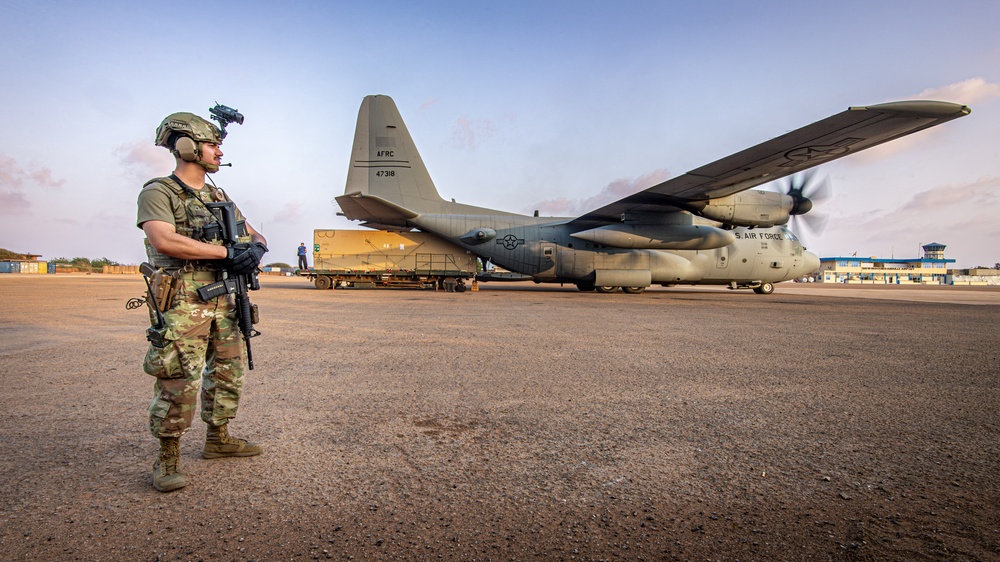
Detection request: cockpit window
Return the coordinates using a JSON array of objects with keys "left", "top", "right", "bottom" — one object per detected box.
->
[{"left": 781, "top": 226, "right": 799, "bottom": 242}]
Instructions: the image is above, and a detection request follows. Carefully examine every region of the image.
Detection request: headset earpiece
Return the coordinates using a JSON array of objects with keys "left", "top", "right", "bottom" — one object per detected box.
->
[{"left": 174, "top": 136, "right": 199, "bottom": 162}]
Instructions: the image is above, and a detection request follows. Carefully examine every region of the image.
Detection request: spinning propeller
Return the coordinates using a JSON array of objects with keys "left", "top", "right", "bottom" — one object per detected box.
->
[{"left": 781, "top": 170, "right": 831, "bottom": 241}]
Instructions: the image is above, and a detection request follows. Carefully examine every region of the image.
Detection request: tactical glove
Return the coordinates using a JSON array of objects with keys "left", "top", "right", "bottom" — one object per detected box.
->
[{"left": 225, "top": 242, "right": 268, "bottom": 275}]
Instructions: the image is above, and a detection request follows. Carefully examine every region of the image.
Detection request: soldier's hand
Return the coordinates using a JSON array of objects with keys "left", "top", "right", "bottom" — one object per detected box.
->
[{"left": 225, "top": 242, "right": 268, "bottom": 275}]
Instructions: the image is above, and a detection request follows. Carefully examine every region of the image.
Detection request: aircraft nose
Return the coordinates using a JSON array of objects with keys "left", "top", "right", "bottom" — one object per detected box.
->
[{"left": 804, "top": 250, "right": 820, "bottom": 273}]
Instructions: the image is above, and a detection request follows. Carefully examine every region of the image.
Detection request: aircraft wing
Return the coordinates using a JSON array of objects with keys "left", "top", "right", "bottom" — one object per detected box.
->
[{"left": 569, "top": 100, "right": 970, "bottom": 227}]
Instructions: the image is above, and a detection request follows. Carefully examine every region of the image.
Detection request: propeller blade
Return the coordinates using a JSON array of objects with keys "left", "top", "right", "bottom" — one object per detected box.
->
[
  {"left": 779, "top": 171, "right": 833, "bottom": 248},
  {"left": 799, "top": 211, "right": 829, "bottom": 236},
  {"left": 782, "top": 171, "right": 833, "bottom": 216},
  {"left": 802, "top": 173, "right": 832, "bottom": 204}
]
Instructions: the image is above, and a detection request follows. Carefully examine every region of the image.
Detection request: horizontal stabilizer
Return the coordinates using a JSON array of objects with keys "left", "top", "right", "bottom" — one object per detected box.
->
[{"left": 335, "top": 192, "right": 419, "bottom": 229}]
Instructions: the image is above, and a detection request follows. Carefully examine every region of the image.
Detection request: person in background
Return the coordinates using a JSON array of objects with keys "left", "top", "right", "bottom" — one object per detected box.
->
[{"left": 297, "top": 242, "right": 308, "bottom": 271}]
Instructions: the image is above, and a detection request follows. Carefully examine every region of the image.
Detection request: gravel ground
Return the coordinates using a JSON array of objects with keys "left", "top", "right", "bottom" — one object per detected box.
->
[{"left": 0, "top": 275, "right": 998, "bottom": 561}]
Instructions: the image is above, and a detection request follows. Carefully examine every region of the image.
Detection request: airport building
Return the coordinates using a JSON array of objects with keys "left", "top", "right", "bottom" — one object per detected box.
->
[
  {"left": 0, "top": 253, "right": 49, "bottom": 274},
  {"left": 818, "top": 243, "right": 953, "bottom": 285}
]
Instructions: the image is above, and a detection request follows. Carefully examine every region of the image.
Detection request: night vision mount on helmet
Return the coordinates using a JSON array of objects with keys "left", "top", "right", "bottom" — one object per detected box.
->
[{"left": 208, "top": 104, "right": 244, "bottom": 140}]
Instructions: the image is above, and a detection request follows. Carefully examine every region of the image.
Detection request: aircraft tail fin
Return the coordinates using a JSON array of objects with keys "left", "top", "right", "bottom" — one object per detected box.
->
[{"left": 342, "top": 95, "right": 446, "bottom": 218}]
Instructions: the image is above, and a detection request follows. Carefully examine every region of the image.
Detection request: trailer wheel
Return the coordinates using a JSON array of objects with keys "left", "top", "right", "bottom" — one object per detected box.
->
[
  {"left": 455, "top": 282, "right": 467, "bottom": 293},
  {"left": 622, "top": 286, "right": 646, "bottom": 294},
  {"left": 596, "top": 286, "right": 619, "bottom": 293},
  {"left": 576, "top": 282, "right": 596, "bottom": 292},
  {"left": 314, "top": 276, "right": 332, "bottom": 290}
]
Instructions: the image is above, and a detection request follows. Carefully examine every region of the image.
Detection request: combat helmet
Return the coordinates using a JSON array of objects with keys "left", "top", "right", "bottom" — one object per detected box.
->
[
  {"left": 154, "top": 112, "right": 223, "bottom": 171},
  {"left": 155, "top": 112, "right": 222, "bottom": 148}
]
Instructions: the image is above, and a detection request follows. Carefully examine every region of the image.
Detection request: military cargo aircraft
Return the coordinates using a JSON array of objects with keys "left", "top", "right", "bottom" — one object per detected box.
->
[{"left": 335, "top": 95, "right": 969, "bottom": 294}]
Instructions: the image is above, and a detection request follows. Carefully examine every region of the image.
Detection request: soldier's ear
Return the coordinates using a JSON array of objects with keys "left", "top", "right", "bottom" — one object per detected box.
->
[{"left": 174, "top": 136, "right": 199, "bottom": 162}]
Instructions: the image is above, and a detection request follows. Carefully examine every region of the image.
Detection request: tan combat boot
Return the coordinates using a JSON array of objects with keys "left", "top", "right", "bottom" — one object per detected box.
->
[
  {"left": 202, "top": 423, "right": 262, "bottom": 459},
  {"left": 152, "top": 437, "right": 186, "bottom": 492}
]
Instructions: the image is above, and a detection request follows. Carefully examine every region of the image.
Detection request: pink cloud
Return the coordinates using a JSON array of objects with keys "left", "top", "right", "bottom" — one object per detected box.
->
[
  {"left": 914, "top": 77, "right": 1000, "bottom": 104},
  {"left": 450, "top": 116, "right": 496, "bottom": 150},
  {"left": 0, "top": 190, "right": 31, "bottom": 213},
  {"left": 827, "top": 176, "right": 1000, "bottom": 259},
  {"left": 0, "top": 153, "right": 65, "bottom": 213},
  {"left": 0, "top": 153, "right": 64, "bottom": 189},
  {"left": 0, "top": 154, "right": 21, "bottom": 187},
  {"left": 901, "top": 176, "right": 1000, "bottom": 212},
  {"left": 846, "top": 77, "right": 997, "bottom": 165},
  {"left": 28, "top": 168, "right": 65, "bottom": 188},
  {"left": 527, "top": 169, "right": 672, "bottom": 216},
  {"left": 115, "top": 140, "right": 174, "bottom": 182},
  {"left": 417, "top": 98, "right": 440, "bottom": 114},
  {"left": 272, "top": 202, "right": 304, "bottom": 224}
]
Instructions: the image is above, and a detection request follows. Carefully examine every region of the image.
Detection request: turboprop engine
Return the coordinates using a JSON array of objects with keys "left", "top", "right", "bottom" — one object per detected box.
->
[
  {"left": 687, "top": 189, "right": 793, "bottom": 228},
  {"left": 687, "top": 172, "right": 830, "bottom": 230}
]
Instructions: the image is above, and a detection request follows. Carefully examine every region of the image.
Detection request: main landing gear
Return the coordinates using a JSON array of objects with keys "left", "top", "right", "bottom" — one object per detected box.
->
[{"left": 575, "top": 283, "right": 647, "bottom": 295}]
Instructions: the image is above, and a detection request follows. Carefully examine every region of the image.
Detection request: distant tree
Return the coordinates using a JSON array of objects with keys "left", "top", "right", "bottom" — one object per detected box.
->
[
  {"left": 0, "top": 248, "right": 22, "bottom": 260},
  {"left": 92, "top": 257, "right": 121, "bottom": 268},
  {"left": 1, "top": 252, "right": 131, "bottom": 270},
  {"left": 994, "top": 263, "right": 1000, "bottom": 270},
  {"left": 265, "top": 262, "right": 293, "bottom": 269}
]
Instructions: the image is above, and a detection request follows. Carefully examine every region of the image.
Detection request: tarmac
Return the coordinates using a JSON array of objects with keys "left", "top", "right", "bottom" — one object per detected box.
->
[{"left": 0, "top": 274, "right": 997, "bottom": 560}]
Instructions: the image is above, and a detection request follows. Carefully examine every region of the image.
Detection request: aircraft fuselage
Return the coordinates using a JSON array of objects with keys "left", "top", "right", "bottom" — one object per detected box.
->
[{"left": 414, "top": 212, "right": 819, "bottom": 289}]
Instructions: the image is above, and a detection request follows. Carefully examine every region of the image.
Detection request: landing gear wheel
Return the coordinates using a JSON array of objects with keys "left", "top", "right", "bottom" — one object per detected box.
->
[
  {"left": 576, "top": 282, "right": 596, "bottom": 292},
  {"left": 314, "top": 276, "right": 332, "bottom": 290},
  {"left": 753, "top": 282, "right": 774, "bottom": 295},
  {"left": 596, "top": 286, "right": 619, "bottom": 294},
  {"left": 622, "top": 286, "right": 646, "bottom": 294}
]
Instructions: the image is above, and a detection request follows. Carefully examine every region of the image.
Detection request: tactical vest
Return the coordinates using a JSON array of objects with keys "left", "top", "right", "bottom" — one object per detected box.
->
[{"left": 142, "top": 176, "right": 251, "bottom": 270}]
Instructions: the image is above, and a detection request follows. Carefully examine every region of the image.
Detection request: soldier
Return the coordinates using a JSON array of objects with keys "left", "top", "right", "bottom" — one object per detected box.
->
[{"left": 136, "top": 112, "right": 268, "bottom": 492}]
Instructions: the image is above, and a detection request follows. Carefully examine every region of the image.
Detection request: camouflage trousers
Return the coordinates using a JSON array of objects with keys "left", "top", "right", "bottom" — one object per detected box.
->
[{"left": 143, "top": 272, "right": 246, "bottom": 438}]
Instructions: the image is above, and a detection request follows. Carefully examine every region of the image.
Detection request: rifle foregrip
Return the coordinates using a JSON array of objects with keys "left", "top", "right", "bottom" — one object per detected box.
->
[{"left": 235, "top": 293, "right": 256, "bottom": 370}]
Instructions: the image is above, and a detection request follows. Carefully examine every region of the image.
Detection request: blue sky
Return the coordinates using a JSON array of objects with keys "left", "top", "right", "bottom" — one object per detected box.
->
[{"left": 1, "top": 0, "right": 998, "bottom": 267}]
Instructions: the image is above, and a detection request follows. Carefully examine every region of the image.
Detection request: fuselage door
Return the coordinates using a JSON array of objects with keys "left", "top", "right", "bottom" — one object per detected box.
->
[
  {"left": 537, "top": 243, "right": 557, "bottom": 279},
  {"left": 717, "top": 246, "right": 730, "bottom": 269}
]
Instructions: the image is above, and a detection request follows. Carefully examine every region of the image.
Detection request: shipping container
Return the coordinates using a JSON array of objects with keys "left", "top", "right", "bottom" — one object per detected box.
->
[
  {"left": 303, "top": 229, "right": 476, "bottom": 290},
  {"left": 0, "top": 261, "right": 21, "bottom": 273}
]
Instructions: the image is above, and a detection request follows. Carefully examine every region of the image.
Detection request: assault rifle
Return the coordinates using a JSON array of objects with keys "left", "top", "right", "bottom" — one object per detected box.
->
[{"left": 197, "top": 202, "right": 262, "bottom": 369}]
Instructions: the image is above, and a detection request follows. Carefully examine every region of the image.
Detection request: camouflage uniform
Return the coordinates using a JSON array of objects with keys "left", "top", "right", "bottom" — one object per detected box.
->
[{"left": 137, "top": 176, "right": 252, "bottom": 439}]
